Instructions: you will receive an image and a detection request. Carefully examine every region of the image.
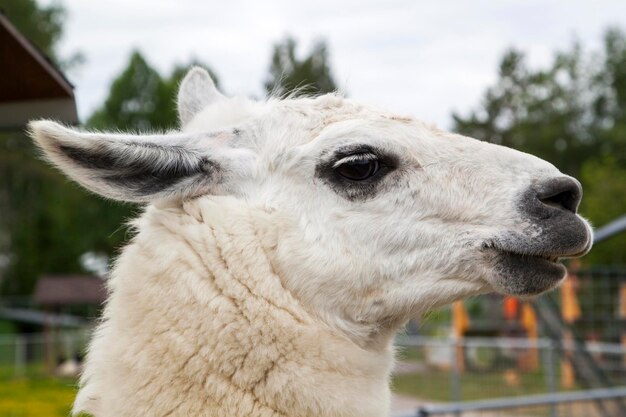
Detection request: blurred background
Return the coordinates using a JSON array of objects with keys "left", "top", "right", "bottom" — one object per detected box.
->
[{"left": 1, "top": 1, "right": 626, "bottom": 416}]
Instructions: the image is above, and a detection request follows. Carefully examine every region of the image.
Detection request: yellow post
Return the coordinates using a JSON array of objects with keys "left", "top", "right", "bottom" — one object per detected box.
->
[
  {"left": 520, "top": 302, "right": 539, "bottom": 371},
  {"left": 560, "top": 267, "right": 581, "bottom": 389},
  {"left": 452, "top": 300, "right": 470, "bottom": 373}
]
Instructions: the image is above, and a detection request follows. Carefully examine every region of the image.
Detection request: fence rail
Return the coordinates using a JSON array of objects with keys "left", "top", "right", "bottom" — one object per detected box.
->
[
  {"left": 393, "top": 334, "right": 626, "bottom": 417},
  {"left": 390, "top": 387, "right": 626, "bottom": 417},
  {"left": 416, "top": 387, "right": 626, "bottom": 415},
  {"left": 0, "top": 329, "right": 90, "bottom": 379},
  {"left": 397, "top": 335, "right": 626, "bottom": 353}
]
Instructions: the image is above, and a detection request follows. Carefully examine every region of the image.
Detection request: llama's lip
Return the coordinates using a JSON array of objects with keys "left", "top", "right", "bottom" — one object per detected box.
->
[
  {"left": 479, "top": 221, "right": 592, "bottom": 296},
  {"left": 480, "top": 236, "right": 591, "bottom": 261},
  {"left": 483, "top": 246, "right": 562, "bottom": 263},
  {"left": 480, "top": 244, "right": 571, "bottom": 296}
]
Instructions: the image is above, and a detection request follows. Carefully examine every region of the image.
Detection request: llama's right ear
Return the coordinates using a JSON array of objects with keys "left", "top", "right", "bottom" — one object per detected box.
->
[
  {"left": 28, "top": 120, "right": 249, "bottom": 203},
  {"left": 177, "top": 67, "right": 225, "bottom": 128}
]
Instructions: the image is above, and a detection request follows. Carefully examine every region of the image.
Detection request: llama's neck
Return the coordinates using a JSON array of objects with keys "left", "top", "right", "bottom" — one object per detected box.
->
[{"left": 75, "top": 197, "right": 394, "bottom": 417}]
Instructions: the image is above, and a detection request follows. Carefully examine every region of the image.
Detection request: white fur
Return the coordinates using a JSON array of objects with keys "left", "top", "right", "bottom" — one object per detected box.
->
[{"left": 28, "top": 68, "right": 591, "bottom": 417}]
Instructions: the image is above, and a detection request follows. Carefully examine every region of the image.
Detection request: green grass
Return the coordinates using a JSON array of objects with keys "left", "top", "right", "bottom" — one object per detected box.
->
[
  {"left": 395, "top": 346, "right": 425, "bottom": 362},
  {"left": 393, "top": 369, "right": 553, "bottom": 401},
  {"left": 393, "top": 346, "right": 573, "bottom": 402},
  {"left": 0, "top": 376, "right": 77, "bottom": 417}
]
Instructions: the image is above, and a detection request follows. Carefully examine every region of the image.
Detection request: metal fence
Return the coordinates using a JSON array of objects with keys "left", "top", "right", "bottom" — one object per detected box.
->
[
  {"left": 0, "top": 266, "right": 624, "bottom": 415},
  {"left": 397, "top": 387, "right": 626, "bottom": 417},
  {"left": 0, "top": 330, "right": 89, "bottom": 380},
  {"left": 393, "top": 335, "right": 626, "bottom": 417}
]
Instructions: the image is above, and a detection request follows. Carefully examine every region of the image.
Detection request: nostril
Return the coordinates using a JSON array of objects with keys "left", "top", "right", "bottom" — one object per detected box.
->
[
  {"left": 540, "top": 191, "right": 576, "bottom": 212},
  {"left": 536, "top": 177, "right": 582, "bottom": 214}
]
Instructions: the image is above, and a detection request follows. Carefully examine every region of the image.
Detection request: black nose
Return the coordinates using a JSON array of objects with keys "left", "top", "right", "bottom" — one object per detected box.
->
[{"left": 535, "top": 177, "right": 582, "bottom": 214}]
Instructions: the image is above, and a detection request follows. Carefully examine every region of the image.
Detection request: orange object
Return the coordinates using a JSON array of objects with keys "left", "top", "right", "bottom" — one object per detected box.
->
[
  {"left": 504, "top": 369, "right": 521, "bottom": 387},
  {"left": 452, "top": 300, "right": 470, "bottom": 338},
  {"left": 561, "top": 274, "right": 581, "bottom": 323},
  {"left": 561, "top": 331, "right": 577, "bottom": 388},
  {"left": 520, "top": 302, "right": 539, "bottom": 371},
  {"left": 503, "top": 297, "right": 519, "bottom": 320},
  {"left": 619, "top": 284, "right": 626, "bottom": 318},
  {"left": 452, "top": 301, "right": 470, "bottom": 373},
  {"left": 521, "top": 303, "right": 538, "bottom": 337},
  {"left": 560, "top": 268, "right": 581, "bottom": 388}
]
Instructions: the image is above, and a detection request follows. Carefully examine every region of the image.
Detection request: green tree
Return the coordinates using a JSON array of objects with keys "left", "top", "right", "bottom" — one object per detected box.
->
[
  {"left": 88, "top": 51, "right": 220, "bottom": 131},
  {"left": 452, "top": 47, "right": 598, "bottom": 177},
  {"left": 87, "top": 51, "right": 173, "bottom": 131},
  {"left": 590, "top": 28, "right": 626, "bottom": 164},
  {"left": 265, "top": 37, "right": 337, "bottom": 97},
  {"left": 453, "top": 28, "right": 626, "bottom": 265},
  {"left": 0, "top": 0, "right": 97, "bottom": 296},
  {"left": 1, "top": 48, "right": 220, "bottom": 295},
  {"left": 0, "top": 6, "right": 225, "bottom": 296},
  {"left": 582, "top": 30, "right": 626, "bottom": 265},
  {"left": 0, "top": 135, "right": 136, "bottom": 295},
  {"left": 579, "top": 157, "right": 626, "bottom": 264}
]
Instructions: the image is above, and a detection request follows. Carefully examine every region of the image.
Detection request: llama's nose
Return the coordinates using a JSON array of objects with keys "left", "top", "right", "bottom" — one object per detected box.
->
[{"left": 533, "top": 177, "right": 582, "bottom": 214}]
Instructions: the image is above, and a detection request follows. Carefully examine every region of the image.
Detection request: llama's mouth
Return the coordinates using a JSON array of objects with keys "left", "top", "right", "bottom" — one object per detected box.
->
[
  {"left": 480, "top": 243, "right": 571, "bottom": 296},
  {"left": 479, "top": 216, "right": 592, "bottom": 297}
]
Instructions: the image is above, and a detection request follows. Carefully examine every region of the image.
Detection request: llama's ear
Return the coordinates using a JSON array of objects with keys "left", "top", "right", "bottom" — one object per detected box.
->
[
  {"left": 28, "top": 120, "right": 244, "bottom": 203},
  {"left": 177, "top": 67, "right": 224, "bottom": 128}
]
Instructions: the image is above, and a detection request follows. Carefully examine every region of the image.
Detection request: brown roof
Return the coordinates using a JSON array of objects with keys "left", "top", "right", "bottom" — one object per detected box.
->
[
  {"left": 0, "top": 11, "right": 78, "bottom": 128},
  {"left": 34, "top": 275, "right": 107, "bottom": 306}
]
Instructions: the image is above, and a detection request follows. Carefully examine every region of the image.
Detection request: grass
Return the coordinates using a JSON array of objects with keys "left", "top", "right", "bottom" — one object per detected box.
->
[
  {"left": 392, "top": 368, "right": 549, "bottom": 401},
  {"left": 0, "top": 363, "right": 79, "bottom": 417},
  {"left": 393, "top": 346, "right": 571, "bottom": 402},
  {"left": 0, "top": 376, "right": 76, "bottom": 417}
]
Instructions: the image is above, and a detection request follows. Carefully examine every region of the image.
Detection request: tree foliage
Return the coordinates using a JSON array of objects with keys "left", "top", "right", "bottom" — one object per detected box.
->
[
  {"left": 87, "top": 51, "right": 220, "bottom": 131},
  {"left": 265, "top": 37, "right": 337, "bottom": 97},
  {"left": 0, "top": 0, "right": 90, "bottom": 296},
  {"left": 453, "top": 28, "right": 626, "bottom": 264},
  {"left": 0, "top": 134, "right": 136, "bottom": 295},
  {"left": 579, "top": 157, "right": 626, "bottom": 264},
  {"left": 87, "top": 52, "right": 173, "bottom": 131},
  {"left": 0, "top": 46, "right": 221, "bottom": 295}
]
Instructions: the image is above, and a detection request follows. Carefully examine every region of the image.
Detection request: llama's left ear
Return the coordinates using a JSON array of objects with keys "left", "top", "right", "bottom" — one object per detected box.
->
[
  {"left": 177, "top": 67, "right": 224, "bottom": 128},
  {"left": 28, "top": 120, "right": 250, "bottom": 203}
]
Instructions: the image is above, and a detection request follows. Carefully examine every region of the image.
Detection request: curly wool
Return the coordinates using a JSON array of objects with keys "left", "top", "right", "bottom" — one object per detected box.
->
[{"left": 74, "top": 196, "right": 393, "bottom": 417}]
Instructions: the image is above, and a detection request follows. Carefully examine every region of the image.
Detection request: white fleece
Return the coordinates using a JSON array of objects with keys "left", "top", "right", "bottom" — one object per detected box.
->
[{"left": 74, "top": 196, "right": 393, "bottom": 417}]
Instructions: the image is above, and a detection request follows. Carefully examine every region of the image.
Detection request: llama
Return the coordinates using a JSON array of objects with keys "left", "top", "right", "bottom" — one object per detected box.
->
[{"left": 29, "top": 67, "right": 592, "bottom": 417}]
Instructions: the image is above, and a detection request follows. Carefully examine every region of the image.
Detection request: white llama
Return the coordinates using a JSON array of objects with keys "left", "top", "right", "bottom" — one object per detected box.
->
[{"left": 29, "top": 67, "right": 592, "bottom": 417}]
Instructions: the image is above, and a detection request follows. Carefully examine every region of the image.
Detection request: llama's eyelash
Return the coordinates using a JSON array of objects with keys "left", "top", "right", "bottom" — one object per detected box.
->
[
  {"left": 332, "top": 153, "right": 378, "bottom": 169},
  {"left": 315, "top": 145, "right": 401, "bottom": 202}
]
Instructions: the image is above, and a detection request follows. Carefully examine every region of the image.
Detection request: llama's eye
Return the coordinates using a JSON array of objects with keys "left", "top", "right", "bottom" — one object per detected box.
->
[{"left": 334, "top": 156, "right": 380, "bottom": 181}]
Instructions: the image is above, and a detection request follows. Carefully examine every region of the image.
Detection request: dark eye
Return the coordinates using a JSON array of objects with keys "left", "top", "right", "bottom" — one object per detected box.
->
[{"left": 335, "top": 157, "right": 380, "bottom": 181}]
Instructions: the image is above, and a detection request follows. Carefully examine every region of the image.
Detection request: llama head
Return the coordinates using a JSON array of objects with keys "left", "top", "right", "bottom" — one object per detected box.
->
[{"left": 30, "top": 67, "right": 592, "bottom": 344}]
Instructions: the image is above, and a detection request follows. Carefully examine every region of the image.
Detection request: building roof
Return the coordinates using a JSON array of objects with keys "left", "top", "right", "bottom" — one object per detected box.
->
[
  {"left": 0, "top": 11, "right": 78, "bottom": 129},
  {"left": 34, "top": 275, "right": 107, "bottom": 306}
]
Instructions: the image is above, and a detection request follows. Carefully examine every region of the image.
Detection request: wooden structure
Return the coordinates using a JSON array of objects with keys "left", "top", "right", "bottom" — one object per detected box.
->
[
  {"left": 0, "top": 11, "right": 78, "bottom": 129},
  {"left": 34, "top": 275, "right": 106, "bottom": 307},
  {"left": 33, "top": 275, "right": 106, "bottom": 369}
]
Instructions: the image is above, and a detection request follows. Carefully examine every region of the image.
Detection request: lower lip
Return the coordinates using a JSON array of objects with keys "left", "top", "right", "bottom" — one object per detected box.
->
[{"left": 491, "top": 251, "right": 567, "bottom": 296}]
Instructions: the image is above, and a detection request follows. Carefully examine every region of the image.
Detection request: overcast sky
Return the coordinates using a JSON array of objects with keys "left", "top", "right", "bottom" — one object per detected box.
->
[{"left": 45, "top": 0, "right": 626, "bottom": 129}]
